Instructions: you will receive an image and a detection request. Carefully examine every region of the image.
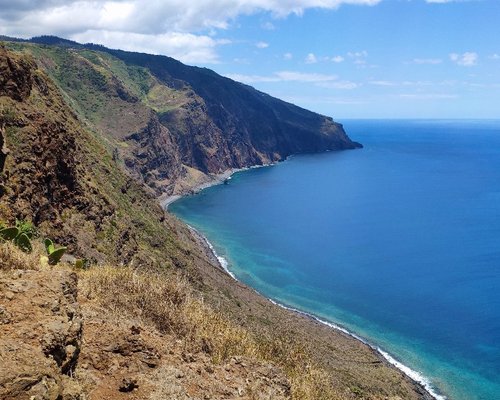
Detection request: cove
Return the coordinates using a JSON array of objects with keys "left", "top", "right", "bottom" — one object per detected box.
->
[{"left": 170, "top": 120, "right": 500, "bottom": 400}]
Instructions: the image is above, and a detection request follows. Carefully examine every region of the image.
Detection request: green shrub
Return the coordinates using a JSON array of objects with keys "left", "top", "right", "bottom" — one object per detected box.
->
[
  {"left": 15, "top": 219, "right": 36, "bottom": 239},
  {"left": 0, "top": 223, "right": 33, "bottom": 253}
]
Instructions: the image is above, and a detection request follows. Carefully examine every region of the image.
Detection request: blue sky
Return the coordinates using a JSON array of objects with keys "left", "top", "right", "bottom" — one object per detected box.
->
[{"left": 1, "top": 0, "right": 499, "bottom": 118}]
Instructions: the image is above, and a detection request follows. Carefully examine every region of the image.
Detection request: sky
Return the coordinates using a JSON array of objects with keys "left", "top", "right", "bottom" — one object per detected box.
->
[{"left": 1, "top": 0, "right": 499, "bottom": 119}]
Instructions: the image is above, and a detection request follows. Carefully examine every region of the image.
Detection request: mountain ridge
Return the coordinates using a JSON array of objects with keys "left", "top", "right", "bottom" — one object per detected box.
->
[{"left": 2, "top": 36, "right": 361, "bottom": 197}]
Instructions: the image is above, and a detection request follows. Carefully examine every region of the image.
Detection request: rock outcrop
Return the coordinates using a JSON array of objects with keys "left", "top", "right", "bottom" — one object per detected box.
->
[{"left": 0, "top": 269, "right": 83, "bottom": 400}]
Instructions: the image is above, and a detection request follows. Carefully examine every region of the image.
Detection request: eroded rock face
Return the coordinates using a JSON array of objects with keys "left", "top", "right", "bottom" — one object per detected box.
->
[
  {"left": 0, "top": 47, "right": 118, "bottom": 261},
  {"left": 0, "top": 46, "right": 34, "bottom": 101},
  {"left": 0, "top": 269, "right": 83, "bottom": 400},
  {"left": 124, "top": 114, "right": 182, "bottom": 196}
]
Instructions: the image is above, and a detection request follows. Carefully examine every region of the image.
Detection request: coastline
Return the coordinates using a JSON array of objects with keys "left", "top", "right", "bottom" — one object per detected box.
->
[
  {"left": 185, "top": 224, "right": 443, "bottom": 400},
  {"left": 160, "top": 163, "right": 444, "bottom": 400},
  {"left": 160, "top": 163, "right": 277, "bottom": 210}
]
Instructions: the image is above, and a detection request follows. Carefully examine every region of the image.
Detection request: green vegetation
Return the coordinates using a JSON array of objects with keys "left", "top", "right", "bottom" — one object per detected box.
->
[
  {"left": 0, "top": 220, "right": 36, "bottom": 253},
  {"left": 44, "top": 238, "right": 67, "bottom": 265}
]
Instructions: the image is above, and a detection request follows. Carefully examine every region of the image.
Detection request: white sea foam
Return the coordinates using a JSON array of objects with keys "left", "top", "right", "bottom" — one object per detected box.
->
[
  {"left": 187, "top": 225, "right": 237, "bottom": 280},
  {"left": 268, "top": 298, "right": 446, "bottom": 400}
]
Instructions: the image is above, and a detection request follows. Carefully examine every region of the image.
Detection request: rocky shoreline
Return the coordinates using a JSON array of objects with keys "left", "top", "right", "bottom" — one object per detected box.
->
[{"left": 160, "top": 163, "right": 276, "bottom": 210}]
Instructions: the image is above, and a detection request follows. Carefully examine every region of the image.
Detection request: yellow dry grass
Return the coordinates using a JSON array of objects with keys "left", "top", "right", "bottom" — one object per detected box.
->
[
  {"left": 81, "top": 265, "right": 342, "bottom": 399},
  {"left": 0, "top": 241, "right": 42, "bottom": 271}
]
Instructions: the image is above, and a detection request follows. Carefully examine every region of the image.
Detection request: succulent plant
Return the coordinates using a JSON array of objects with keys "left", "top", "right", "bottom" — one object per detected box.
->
[
  {"left": 0, "top": 227, "right": 20, "bottom": 241},
  {"left": 44, "top": 238, "right": 54, "bottom": 253},
  {"left": 0, "top": 225, "right": 33, "bottom": 253},
  {"left": 15, "top": 233, "right": 32, "bottom": 253},
  {"left": 44, "top": 238, "right": 67, "bottom": 265}
]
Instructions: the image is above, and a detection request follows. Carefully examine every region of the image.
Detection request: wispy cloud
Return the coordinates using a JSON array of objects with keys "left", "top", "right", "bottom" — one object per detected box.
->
[
  {"left": 425, "top": 0, "right": 468, "bottom": 3},
  {"left": 0, "top": 0, "right": 382, "bottom": 64},
  {"left": 399, "top": 93, "right": 458, "bottom": 100},
  {"left": 369, "top": 80, "right": 397, "bottom": 86},
  {"left": 348, "top": 50, "right": 368, "bottom": 65},
  {"left": 71, "top": 30, "right": 229, "bottom": 64},
  {"left": 256, "top": 41, "right": 269, "bottom": 48},
  {"left": 261, "top": 21, "right": 275, "bottom": 30},
  {"left": 317, "top": 81, "right": 360, "bottom": 90},
  {"left": 305, "top": 53, "right": 318, "bottom": 64},
  {"left": 412, "top": 58, "right": 443, "bottom": 64},
  {"left": 303, "top": 54, "right": 345, "bottom": 64},
  {"left": 283, "top": 52, "right": 293, "bottom": 60},
  {"left": 450, "top": 52, "right": 478, "bottom": 66},
  {"left": 225, "top": 71, "right": 339, "bottom": 84}
]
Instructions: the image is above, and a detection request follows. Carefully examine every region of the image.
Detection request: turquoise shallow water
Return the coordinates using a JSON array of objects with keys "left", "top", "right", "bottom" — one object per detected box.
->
[{"left": 170, "top": 120, "right": 500, "bottom": 400}]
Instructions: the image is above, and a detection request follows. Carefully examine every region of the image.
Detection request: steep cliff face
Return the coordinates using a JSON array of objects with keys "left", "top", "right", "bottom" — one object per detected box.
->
[
  {"left": 4, "top": 38, "right": 360, "bottom": 196},
  {"left": 97, "top": 46, "right": 361, "bottom": 170},
  {"left": 0, "top": 45, "right": 194, "bottom": 267}
]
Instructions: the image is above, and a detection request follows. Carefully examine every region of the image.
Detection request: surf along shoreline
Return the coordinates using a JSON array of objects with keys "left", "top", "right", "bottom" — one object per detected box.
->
[{"left": 160, "top": 160, "right": 445, "bottom": 400}]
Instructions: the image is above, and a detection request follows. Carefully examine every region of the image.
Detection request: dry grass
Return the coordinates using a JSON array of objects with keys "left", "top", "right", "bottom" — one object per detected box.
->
[
  {"left": 0, "top": 247, "right": 341, "bottom": 398},
  {"left": 81, "top": 265, "right": 342, "bottom": 399},
  {"left": 81, "top": 266, "right": 192, "bottom": 335},
  {"left": 0, "top": 241, "right": 43, "bottom": 271}
]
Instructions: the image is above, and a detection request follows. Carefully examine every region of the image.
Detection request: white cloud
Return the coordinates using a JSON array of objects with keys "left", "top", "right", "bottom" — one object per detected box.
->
[
  {"left": 305, "top": 53, "right": 318, "bottom": 64},
  {"left": 280, "top": 94, "right": 367, "bottom": 105},
  {"left": 413, "top": 58, "right": 442, "bottom": 64},
  {"left": 302, "top": 54, "right": 345, "bottom": 64},
  {"left": 369, "top": 80, "right": 434, "bottom": 87},
  {"left": 425, "top": 0, "right": 464, "bottom": 3},
  {"left": 317, "top": 80, "right": 360, "bottom": 89},
  {"left": 449, "top": 52, "right": 478, "bottom": 66},
  {"left": 261, "top": 21, "right": 275, "bottom": 30},
  {"left": 232, "top": 57, "right": 250, "bottom": 64},
  {"left": 425, "top": 0, "right": 480, "bottom": 3},
  {"left": 71, "top": 30, "right": 228, "bottom": 64},
  {"left": 283, "top": 52, "right": 293, "bottom": 60},
  {"left": 348, "top": 50, "right": 368, "bottom": 65},
  {"left": 0, "top": 0, "right": 381, "bottom": 63},
  {"left": 348, "top": 50, "right": 368, "bottom": 58},
  {"left": 0, "top": 1, "right": 383, "bottom": 34},
  {"left": 399, "top": 93, "right": 458, "bottom": 100},
  {"left": 256, "top": 41, "right": 269, "bottom": 48},
  {"left": 489, "top": 54, "right": 500, "bottom": 60},
  {"left": 225, "top": 70, "right": 338, "bottom": 83},
  {"left": 369, "top": 80, "right": 397, "bottom": 86},
  {"left": 277, "top": 71, "right": 338, "bottom": 82}
]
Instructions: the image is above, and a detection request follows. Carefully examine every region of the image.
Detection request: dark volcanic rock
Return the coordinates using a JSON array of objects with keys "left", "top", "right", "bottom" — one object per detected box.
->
[
  {"left": 107, "top": 46, "right": 361, "bottom": 178},
  {"left": 0, "top": 45, "right": 34, "bottom": 101}
]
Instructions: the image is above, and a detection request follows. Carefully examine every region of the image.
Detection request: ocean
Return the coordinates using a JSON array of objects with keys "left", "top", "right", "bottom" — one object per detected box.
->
[{"left": 169, "top": 120, "right": 500, "bottom": 400}]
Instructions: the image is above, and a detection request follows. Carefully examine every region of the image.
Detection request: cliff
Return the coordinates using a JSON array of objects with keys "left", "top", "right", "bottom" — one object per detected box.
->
[
  {"left": 0, "top": 43, "right": 432, "bottom": 400},
  {"left": 5, "top": 36, "right": 360, "bottom": 196}
]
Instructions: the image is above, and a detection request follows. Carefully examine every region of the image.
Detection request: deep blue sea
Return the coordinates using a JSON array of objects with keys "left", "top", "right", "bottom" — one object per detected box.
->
[{"left": 170, "top": 120, "right": 500, "bottom": 400}]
